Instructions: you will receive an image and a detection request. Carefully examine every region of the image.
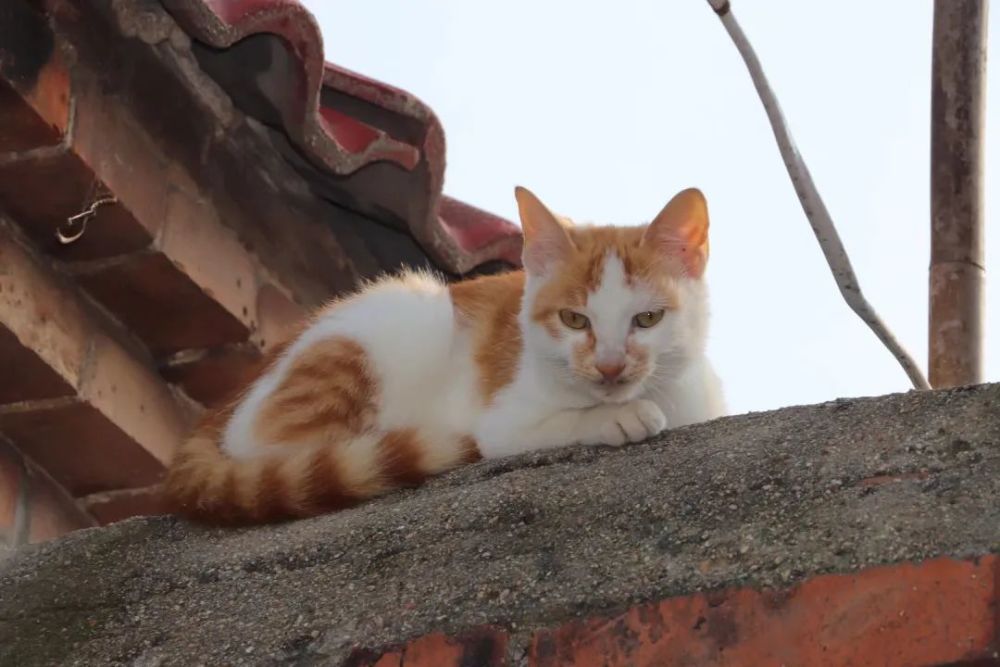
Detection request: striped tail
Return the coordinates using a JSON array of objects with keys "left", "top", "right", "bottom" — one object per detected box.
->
[
  {"left": 163, "top": 423, "right": 481, "bottom": 524},
  {"left": 164, "top": 333, "right": 481, "bottom": 524}
]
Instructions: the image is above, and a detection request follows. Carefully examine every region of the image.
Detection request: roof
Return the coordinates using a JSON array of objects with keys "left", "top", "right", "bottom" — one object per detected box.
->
[
  {"left": 0, "top": 0, "right": 522, "bottom": 540},
  {"left": 162, "top": 0, "right": 523, "bottom": 275}
]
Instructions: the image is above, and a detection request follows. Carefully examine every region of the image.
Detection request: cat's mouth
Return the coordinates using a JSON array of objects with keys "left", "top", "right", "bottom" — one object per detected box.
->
[{"left": 590, "top": 375, "right": 644, "bottom": 402}]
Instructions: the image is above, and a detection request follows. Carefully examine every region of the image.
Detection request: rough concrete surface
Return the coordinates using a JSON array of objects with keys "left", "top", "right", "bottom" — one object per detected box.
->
[{"left": 1, "top": 384, "right": 999, "bottom": 666}]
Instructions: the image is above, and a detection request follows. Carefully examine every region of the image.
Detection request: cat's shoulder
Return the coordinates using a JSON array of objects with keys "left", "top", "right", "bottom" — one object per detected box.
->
[{"left": 449, "top": 269, "right": 525, "bottom": 315}]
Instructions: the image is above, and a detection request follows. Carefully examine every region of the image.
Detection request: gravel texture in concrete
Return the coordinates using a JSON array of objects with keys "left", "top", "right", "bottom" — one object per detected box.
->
[{"left": 2, "top": 384, "right": 998, "bottom": 666}]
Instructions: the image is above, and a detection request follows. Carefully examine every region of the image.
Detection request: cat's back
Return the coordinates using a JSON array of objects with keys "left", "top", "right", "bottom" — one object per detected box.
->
[
  {"left": 316, "top": 268, "right": 525, "bottom": 338},
  {"left": 308, "top": 268, "right": 525, "bottom": 428},
  {"left": 291, "top": 268, "right": 524, "bottom": 372},
  {"left": 309, "top": 270, "right": 456, "bottom": 360},
  {"left": 267, "top": 268, "right": 525, "bottom": 422}
]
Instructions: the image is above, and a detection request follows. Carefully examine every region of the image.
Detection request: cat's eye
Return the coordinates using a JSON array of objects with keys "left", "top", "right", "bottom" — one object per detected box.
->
[
  {"left": 558, "top": 309, "right": 590, "bottom": 330},
  {"left": 633, "top": 310, "right": 665, "bottom": 328}
]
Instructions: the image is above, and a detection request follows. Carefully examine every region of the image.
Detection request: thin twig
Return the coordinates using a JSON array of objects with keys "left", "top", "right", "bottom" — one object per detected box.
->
[{"left": 705, "top": 0, "right": 930, "bottom": 390}]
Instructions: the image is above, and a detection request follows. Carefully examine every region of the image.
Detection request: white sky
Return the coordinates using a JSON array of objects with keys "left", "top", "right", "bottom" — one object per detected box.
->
[{"left": 302, "top": 0, "right": 997, "bottom": 416}]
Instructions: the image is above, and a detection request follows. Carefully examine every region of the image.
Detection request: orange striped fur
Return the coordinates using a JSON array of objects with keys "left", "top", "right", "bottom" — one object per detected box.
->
[{"left": 449, "top": 271, "right": 524, "bottom": 403}]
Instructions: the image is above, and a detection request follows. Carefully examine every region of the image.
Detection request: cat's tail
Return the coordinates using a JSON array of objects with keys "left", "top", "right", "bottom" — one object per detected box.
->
[{"left": 163, "top": 423, "right": 480, "bottom": 524}]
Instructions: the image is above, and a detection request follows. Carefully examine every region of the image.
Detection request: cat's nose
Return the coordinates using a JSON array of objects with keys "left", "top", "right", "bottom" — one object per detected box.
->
[{"left": 596, "top": 362, "right": 626, "bottom": 383}]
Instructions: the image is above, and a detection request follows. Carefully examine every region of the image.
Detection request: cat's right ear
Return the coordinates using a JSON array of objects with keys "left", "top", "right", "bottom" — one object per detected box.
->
[{"left": 515, "top": 186, "right": 574, "bottom": 275}]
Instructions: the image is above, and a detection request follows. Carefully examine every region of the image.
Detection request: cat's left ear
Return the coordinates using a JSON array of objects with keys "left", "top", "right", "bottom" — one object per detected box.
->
[{"left": 643, "top": 188, "right": 710, "bottom": 278}]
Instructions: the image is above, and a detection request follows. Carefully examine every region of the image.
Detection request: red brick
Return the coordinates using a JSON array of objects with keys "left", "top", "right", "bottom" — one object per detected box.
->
[
  {"left": 156, "top": 168, "right": 258, "bottom": 331},
  {"left": 78, "top": 333, "right": 191, "bottom": 464},
  {"left": 0, "top": 17, "right": 286, "bottom": 361},
  {"left": 18, "top": 52, "right": 72, "bottom": 139},
  {"left": 157, "top": 284, "right": 306, "bottom": 408},
  {"left": 0, "top": 151, "right": 152, "bottom": 261},
  {"left": 69, "top": 65, "right": 303, "bottom": 351},
  {"left": 255, "top": 283, "right": 307, "bottom": 350},
  {"left": 529, "top": 556, "right": 999, "bottom": 667},
  {"left": 0, "top": 3, "right": 71, "bottom": 152},
  {"left": 0, "top": 222, "right": 94, "bottom": 382},
  {"left": 0, "top": 438, "right": 27, "bottom": 545},
  {"left": 159, "top": 344, "right": 262, "bottom": 407},
  {"left": 349, "top": 627, "right": 508, "bottom": 667},
  {"left": 70, "top": 252, "right": 250, "bottom": 356},
  {"left": 0, "top": 0, "right": 333, "bottom": 378},
  {"left": 0, "top": 38, "right": 148, "bottom": 263},
  {"left": 0, "top": 326, "right": 74, "bottom": 404},
  {"left": 70, "top": 74, "right": 169, "bottom": 242},
  {"left": 0, "top": 77, "right": 64, "bottom": 153},
  {"left": 67, "top": 74, "right": 329, "bottom": 343},
  {"left": 80, "top": 485, "right": 167, "bottom": 525},
  {"left": 0, "top": 224, "right": 191, "bottom": 492},
  {"left": 0, "top": 438, "right": 94, "bottom": 546},
  {"left": 26, "top": 457, "right": 96, "bottom": 541},
  {"left": 0, "top": 399, "right": 166, "bottom": 496}
]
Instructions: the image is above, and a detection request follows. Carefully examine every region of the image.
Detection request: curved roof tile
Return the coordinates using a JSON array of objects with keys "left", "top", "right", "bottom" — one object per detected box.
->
[{"left": 163, "top": 0, "right": 523, "bottom": 275}]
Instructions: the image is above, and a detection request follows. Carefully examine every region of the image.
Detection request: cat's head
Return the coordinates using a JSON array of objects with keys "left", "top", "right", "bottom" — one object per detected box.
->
[{"left": 515, "top": 186, "right": 711, "bottom": 403}]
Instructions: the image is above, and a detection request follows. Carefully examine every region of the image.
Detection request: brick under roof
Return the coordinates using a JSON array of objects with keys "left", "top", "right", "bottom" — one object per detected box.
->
[{"left": 0, "top": 0, "right": 522, "bottom": 547}]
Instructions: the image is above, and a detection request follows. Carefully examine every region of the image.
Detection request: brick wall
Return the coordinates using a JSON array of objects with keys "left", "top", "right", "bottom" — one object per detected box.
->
[
  {"left": 350, "top": 556, "right": 1000, "bottom": 666},
  {"left": 0, "top": 437, "right": 94, "bottom": 551},
  {"left": 0, "top": 0, "right": 476, "bottom": 545},
  {"left": 0, "top": 0, "right": 364, "bottom": 543}
]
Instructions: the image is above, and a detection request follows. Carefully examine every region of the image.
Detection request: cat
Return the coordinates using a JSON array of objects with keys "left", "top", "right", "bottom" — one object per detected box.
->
[{"left": 164, "top": 186, "right": 726, "bottom": 523}]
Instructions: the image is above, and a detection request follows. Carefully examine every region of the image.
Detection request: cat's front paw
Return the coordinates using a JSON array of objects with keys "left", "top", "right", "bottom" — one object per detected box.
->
[{"left": 597, "top": 399, "right": 667, "bottom": 446}]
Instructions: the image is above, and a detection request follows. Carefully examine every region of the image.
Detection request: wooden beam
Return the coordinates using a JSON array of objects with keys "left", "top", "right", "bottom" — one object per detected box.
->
[{"left": 929, "top": 0, "right": 988, "bottom": 388}]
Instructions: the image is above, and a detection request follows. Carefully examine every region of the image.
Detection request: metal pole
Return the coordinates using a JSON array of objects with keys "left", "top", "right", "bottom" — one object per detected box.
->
[{"left": 929, "top": 0, "right": 988, "bottom": 388}]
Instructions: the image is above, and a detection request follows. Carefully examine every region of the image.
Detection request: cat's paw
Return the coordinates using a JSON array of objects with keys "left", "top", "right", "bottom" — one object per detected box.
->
[{"left": 597, "top": 399, "right": 667, "bottom": 446}]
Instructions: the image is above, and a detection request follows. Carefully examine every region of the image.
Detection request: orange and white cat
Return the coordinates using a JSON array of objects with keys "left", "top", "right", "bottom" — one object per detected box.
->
[{"left": 165, "top": 187, "right": 725, "bottom": 523}]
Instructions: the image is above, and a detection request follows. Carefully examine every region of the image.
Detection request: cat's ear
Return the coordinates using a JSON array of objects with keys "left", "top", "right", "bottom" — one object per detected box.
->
[
  {"left": 515, "top": 186, "right": 575, "bottom": 275},
  {"left": 643, "top": 188, "right": 710, "bottom": 278}
]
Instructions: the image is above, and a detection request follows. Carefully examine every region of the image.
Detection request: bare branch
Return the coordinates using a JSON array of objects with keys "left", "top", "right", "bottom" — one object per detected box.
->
[{"left": 706, "top": 0, "right": 930, "bottom": 391}]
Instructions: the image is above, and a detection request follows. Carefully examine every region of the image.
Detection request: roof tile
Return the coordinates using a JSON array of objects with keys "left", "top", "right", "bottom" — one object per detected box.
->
[{"left": 162, "top": 0, "right": 522, "bottom": 274}]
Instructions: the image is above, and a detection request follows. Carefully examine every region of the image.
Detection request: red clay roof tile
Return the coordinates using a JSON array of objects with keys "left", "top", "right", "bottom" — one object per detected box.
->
[{"left": 162, "top": 0, "right": 522, "bottom": 275}]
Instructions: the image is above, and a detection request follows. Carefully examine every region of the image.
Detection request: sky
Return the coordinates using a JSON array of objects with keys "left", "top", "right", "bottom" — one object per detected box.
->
[{"left": 302, "top": 0, "right": 997, "bottom": 416}]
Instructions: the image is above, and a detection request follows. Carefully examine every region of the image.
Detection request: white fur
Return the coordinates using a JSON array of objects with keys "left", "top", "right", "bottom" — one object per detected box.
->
[
  {"left": 224, "top": 272, "right": 479, "bottom": 462},
  {"left": 477, "top": 252, "right": 724, "bottom": 457},
  {"left": 223, "top": 255, "right": 725, "bottom": 462}
]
